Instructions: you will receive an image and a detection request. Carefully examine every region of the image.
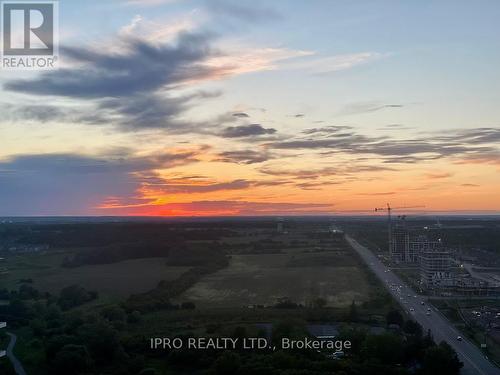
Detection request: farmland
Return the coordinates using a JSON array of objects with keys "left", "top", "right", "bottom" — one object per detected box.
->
[
  {"left": 1, "top": 253, "right": 189, "bottom": 300},
  {"left": 179, "top": 252, "right": 370, "bottom": 308}
]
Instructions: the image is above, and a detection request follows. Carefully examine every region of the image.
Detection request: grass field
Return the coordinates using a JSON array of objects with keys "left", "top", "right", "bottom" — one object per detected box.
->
[
  {"left": 0, "top": 253, "right": 189, "bottom": 299},
  {"left": 178, "top": 251, "right": 371, "bottom": 308}
]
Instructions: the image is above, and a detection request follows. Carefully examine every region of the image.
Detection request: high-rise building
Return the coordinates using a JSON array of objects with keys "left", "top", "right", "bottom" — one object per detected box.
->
[
  {"left": 420, "top": 247, "right": 453, "bottom": 288},
  {"left": 408, "top": 235, "right": 442, "bottom": 263},
  {"left": 390, "top": 224, "right": 409, "bottom": 263}
]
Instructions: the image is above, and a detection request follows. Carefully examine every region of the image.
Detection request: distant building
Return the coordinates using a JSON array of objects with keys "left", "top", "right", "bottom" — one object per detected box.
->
[
  {"left": 390, "top": 224, "right": 409, "bottom": 263},
  {"left": 420, "top": 248, "right": 453, "bottom": 288},
  {"left": 452, "top": 276, "right": 500, "bottom": 297},
  {"left": 276, "top": 218, "right": 284, "bottom": 234}
]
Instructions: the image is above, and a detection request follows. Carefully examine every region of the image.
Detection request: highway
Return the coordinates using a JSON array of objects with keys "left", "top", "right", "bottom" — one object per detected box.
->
[{"left": 346, "top": 235, "right": 500, "bottom": 375}]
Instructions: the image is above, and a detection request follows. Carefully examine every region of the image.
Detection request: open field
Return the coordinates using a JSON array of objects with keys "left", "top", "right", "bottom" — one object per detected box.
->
[
  {"left": 178, "top": 251, "right": 371, "bottom": 308},
  {"left": 0, "top": 253, "right": 189, "bottom": 299}
]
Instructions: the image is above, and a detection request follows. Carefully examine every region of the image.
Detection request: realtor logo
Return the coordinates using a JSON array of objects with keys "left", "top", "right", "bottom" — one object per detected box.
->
[{"left": 1, "top": 1, "right": 59, "bottom": 69}]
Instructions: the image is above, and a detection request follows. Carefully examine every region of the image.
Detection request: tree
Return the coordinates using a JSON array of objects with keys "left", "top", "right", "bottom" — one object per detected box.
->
[
  {"left": 53, "top": 344, "right": 92, "bottom": 375},
  {"left": 127, "top": 310, "right": 142, "bottom": 324},
  {"left": 422, "top": 341, "right": 463, "bottom": 375},
  {"left": 313, "top": 297, "right": 327, "bottom": 309},
  {"left": 386, "top": 309, "right": 404, "bottom": 327},
  {"left": 101, "top": 305, "right": 126, "bottom": 322},
  {"left": 361, "top": 334, "right": 404, "bottom": 365},
  {"left": 30, "top": 318, "right": 47, "bottom": 337},
  {"left": 46, "top": 335, "right": 76, "bottom": 361},
  {"left": 139, "top": 369, "right": 157, "bottom": 375},
  {"left": 79, "top": 322, "right": 120, "bottom": 361},
  {"left": 181, "top": 301, "right": 196, "bottom": 310},
  {"left": 214, "top": 352, "right": 241, "bottom": 375},
  {"left": 348, "top": 300, "right": 358, "bottom": 322},
  {"left": 58, "top": 285, "right": 94, "bottom": 310},
  {"left": 403, "top": 320, "right": 423, "bottom": 337}
]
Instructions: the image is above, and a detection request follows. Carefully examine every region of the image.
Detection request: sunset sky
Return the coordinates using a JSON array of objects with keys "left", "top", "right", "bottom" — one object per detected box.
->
[{"left": 1, "top": 0, "right": 499, "bottom": 216}]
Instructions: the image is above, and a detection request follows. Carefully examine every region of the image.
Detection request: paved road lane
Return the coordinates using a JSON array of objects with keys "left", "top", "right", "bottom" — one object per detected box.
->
[
  {"left": 346, "top": 235, "right": 500, "bottom": 375},
  {"left": 6, "top": 332, "right": 27, "bottom": 375}
]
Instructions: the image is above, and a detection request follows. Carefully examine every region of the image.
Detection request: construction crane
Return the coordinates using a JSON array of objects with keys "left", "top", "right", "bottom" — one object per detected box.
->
[{"left": 374, "top": 203, "right": 425, "bottom": 253}]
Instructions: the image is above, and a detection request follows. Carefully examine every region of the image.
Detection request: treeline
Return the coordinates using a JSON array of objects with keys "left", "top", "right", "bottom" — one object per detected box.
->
[
  {"left": 62, "top": 242, "right": 176, "bottom": 267},
  {"left": 0, "top": 223, "right": 235, "bottom": 249},
  {"left": 0, "top": 285, "right": 98, "bottom": 327}
]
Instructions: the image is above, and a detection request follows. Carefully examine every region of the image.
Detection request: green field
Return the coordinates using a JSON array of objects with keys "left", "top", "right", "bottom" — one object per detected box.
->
[
  {"left": 1, "top": 253, "right": 189, "bottom": 299},
  {"left": 177, "top": 251, "right": 371, "bottom": 308}
]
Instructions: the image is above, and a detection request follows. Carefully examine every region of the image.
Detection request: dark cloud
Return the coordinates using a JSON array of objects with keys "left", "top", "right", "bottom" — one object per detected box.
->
[
  {"left": 5, "top": 33, "right": 216, "bottom": 98},
  {"left": 337, "top": 102, "right": 404, "bottom": 116},
  {"left": 205, "top": 0, "right": 281, "bottom": 23},
  {"left": 220, "top": 124, "right": 276, "bottom": 138},
  {"left": 0, "top": 103, "right": 71, "bottom": 123},
  {"left": 146, "top": 179, "right": 253, "bottom": 194},
  {"left": 3, "top": 33, "right": 226, "bottom": 132},
  {"left": 0, "top": 151, "right": 199, "bottom": 216},
  {"left": 424, "top": 172, "right": 453, "bottom": 180},
  {"left": 266, "top": 127, "right": 500, "bottom": 164},
  {"left": 295, "top": 181, "right": 344, "bottom": 191},
  {"left": 356, "top": 192, "right": 396, "bottom": 196},
  {"left": 95, "top": 91, "right": 222, "bottom": 130},
  {"left": 301, "top": 125, "right": 353, "bottom": 135},
  {"left": 259, "top": 165, "right": 393, "bottom": 180},
  {"left": 434, "top": 127, "right": 500, "bottom": 145},
  {"left": 142, "top": 177, "right": 291, "bottom": 194},
  {"left": 216, "top": 149, "right": 272, "bottom": 164},
  {"left": 382, "top": 155, "right": 441, "bottom": 164},
  {"left": 232, "top": 112, "right": 250, "bottom": 118}
]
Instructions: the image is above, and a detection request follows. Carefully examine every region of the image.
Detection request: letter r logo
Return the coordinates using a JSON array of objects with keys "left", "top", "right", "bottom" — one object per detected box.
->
[{"left": 1, "top": 2, "right": 55, "bottom": 55}]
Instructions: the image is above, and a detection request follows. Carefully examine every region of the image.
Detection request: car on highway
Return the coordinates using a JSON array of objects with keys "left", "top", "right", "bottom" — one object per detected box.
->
[{"left": 457, "top": 336, "right": 463, "bottom": 341}]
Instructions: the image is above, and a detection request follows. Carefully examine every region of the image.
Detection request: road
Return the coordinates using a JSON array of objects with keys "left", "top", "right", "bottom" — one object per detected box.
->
[
  {"left": 346, "top": 235, "right": 500, "bottom": 375},
  {"left": 6, "top": 332, "right": 27, "bottom": 375}
]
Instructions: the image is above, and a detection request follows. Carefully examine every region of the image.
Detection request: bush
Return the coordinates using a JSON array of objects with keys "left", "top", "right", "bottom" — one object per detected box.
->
[{"left": 57, "top": 285, "right": 97, "bottom": 310}]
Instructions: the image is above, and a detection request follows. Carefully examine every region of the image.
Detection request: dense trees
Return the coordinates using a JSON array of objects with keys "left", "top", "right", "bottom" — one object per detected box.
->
[
  {"left": 53, "top": 344, "right": 92, "bottom": 375},
  {"left": 57, "top": 285, "right": 98, "bottom": 310},
  {"left": 0, "top": 281, "right": 464, "bottom": 375},
  {"left": 422, "top": 341, "right": 463, "bottom": 375},
  {"left": 386, "top": 309, "right": 404, "bottom": 327}
]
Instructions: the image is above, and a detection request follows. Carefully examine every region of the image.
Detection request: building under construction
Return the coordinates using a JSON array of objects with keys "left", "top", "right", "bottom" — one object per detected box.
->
[
  {"left": 390, "top": 223, "right": 409, "bottom": 263},
  {"left": 389, "top": 219, "right": 443, "bottom": 264},
  {"left": 389, "top": 221, "right": 454, "bottom": 288},
  {"left": 378, "top": 205, "right": 500, "bottom": 295},
  {"left": 420, "top": 246, "right": 453, "bottom": 288}
]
